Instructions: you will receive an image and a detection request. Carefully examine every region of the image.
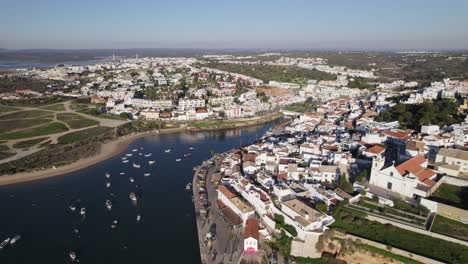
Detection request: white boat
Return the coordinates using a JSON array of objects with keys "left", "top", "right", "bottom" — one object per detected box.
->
[
  {"left": 126, "top": 153, "right": 133, "bottom": 157},
  {"left": 133, "top": 163, "right": 141, "bottom": 168},
  {"left": 10, "top": 235, "right": 21, "bottom": 245},
  {"left": 189, "top": 147, "right": 195, "bottom": 150},
  {"left": 69, "top": 251, "right": 77, "bottom": 262},
  {"left": 106, "top": 200, "right": 112, "bottom": 210},
  {"left": 79, "top": 208, "right": 86, "bottom": 216},
  {"left": 121, "top": 156, "right": 127, "bottom": 160},
  {"left": 119, "top": 172, "right": 125, "bottom": 175},
  {"left": 132, "top": 149, "right": 137, "bottom": 152},
  {"left": 165, "top": 149, "right": 171, "bottom": 153},
  {"left": 138, "top": 153, "right": 143, "bottom": 156},
  {"left": 69, "top": 204, "right": 76, "bottom": 212},
  {"left": 129, "top": 177, "right": 135, "bottom": 183},
  {"left": 136, "top": 214, "right": 142, "bottom": 222},
  {"left": 148, "top": 160, "right": 156, "bottom": 165},
  {"left": 0, "top": 238, "right": 10, "bottom": 250},
  {"left": 144, "top": 153, "right": 152, "bottom": 157},
  {"left": 129, "top": 192, "right": 137, "bottom": 201},
  {"left": 122, "top": 160, "right": 129, "bottom": 163},
  {"left": 186, "top": 183, "right": 192, "bottom": 191},
  {"left": 183, "top": 153, "right": 192, "bottom": 158},
  {"left": 111, "top": 220, "right": 118, "bottom": 229},
  {"left": 106, "top": 182, "right": 111, "bottom": 188},
  {"left": 105, "top": 172, "right": 110, "bottom": 178},
  {"left": 144, "top": 173, "right": 150, "bottom": 177},
  {"left": 176, "top": 158, "right": 182, "bottom": 162}
]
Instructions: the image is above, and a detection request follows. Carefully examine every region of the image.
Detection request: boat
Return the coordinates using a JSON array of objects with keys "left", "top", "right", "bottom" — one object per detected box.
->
[
  {"left": 106, "top": 182, "right": 111, "bottom": 188},
  {"left": 121, "top": 157, "right": 127, "bottom": 160},
  {"left": 176, "top": 158, "right": 182, "bottom": 162},
  {"left": 136, "top": 214, "right": 141, "bottom": 222},
  {"left": 189, "top": 147, "right": 195, "bottom": 150},
  {"left": 106, "top": 200, "right": 112, "bottom": 210},
  {"left": 122, "top": 160, "right": 129, "bottom": 163},
  {"left": 119, "top": 172, "right": 125, "bottom": 175},
  {"left": 165, "top": 149, "right": 171, "bottom": 153},
  {"left": 144, "top": 173, "right": 150, "bottom": 177},
  {"left": 111, "top": 220, "right": 118, "bottom": 229},
  {"left": 138, "top": 153, "right": 143, "bottom": 156},
  {"left": 79, "top": 208, "right": 86, "bottom": 216},
  {"left": 185, "top": 183, "right": 192, "bottom": 191},
  {"left": 133, "top": 163, "right": 141, "bottom": 168},
  {"left": 126, "top": 153, "right": 133, "bottom": 157},
  {"left": 144, "top": 153, "right": 152, "bottom": 157},
  {"left": 69, "top": 251, "right": 77, "bottom": 262},
  {"left": 132, "top": 149, "right": 137, "bottom": 152},
  {"left": 129, "top": 192, "right": 137, "bottom": 201},
  {"left": 148, "top": 160, "right": 156, "bottom": 165},
  {"left": 129, "top": 177, "right": 135, "bottom": 183},
  {"left": 10, "top": 235, "right": 21, "bottom": 245},
  {"left": 183, "top": 153, "right": 192, "bottom": 158},
  {"left": 69, "top": 204, "right": 76, "bottom": 212},
  {"left": 0, "top": 238, "right": 10, "bottom": 250},
  {"left": 105, "top": 172, "right": 110, "bottom": 178}
]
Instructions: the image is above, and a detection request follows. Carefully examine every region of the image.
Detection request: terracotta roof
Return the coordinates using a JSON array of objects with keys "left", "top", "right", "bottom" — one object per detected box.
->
[
  {"left": 366, "top": 145, "right": 385, "bottom": 154},
  {"left": 217, "top": 199, "right": 227, "bottom": 209},
  {"left": 244, "top": 218, "right": 259, "bottom": 240},
  {"left": 396, "top": 155, "right": 426, "bottom": 175},
  {"left": 243, "top": 153, "right": 257, "bottom": 162},
  {"left": 384, "top": 130, "right": 410, "bottom": 140},
  {"left": 278, "top": 172, "right": 288, "bottom": 180},
  {"left": 218, "top": 185, "right": 237, "bottom": 199}
]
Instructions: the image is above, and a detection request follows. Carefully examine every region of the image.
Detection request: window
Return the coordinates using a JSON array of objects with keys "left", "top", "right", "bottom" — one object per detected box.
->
[
  {"left": 390, "top": 172, "right": 394, "bottom": 176},
  {"left": 387, "top": 182, "right": 392, "bottom": 190}
]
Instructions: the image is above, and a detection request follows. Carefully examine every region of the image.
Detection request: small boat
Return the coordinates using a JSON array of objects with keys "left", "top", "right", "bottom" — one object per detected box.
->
[
  {"left": 129, "top": 192, "right": 137, "bottom": 201},
  {"left": 132, "top": 149, "right": 137, "bottom": 152},
  {"left": 139, "top": 153, "right": 143, "bottom": 156},
  {"left": 79, "top": 208, "right": 86, "bottom": 216},
  {"left": 186, "top": 183, "right": 192, "bottom": 191},
  {"left": 106, "top": 200, "right": 112, "bottom": 210},
  {"left": 165, "top": 149, "right": 171, "bottom": 153},
  {"left": 111, "top": 220, "right": 118, "bottom": 229},
  {"left": 176, "top": 159, "right": 182, "bottom": 162},
  {"left": 121, "top": 157, "right": 127, "bottom": 160},
  {"left": 120, "top": 172, "right": 125, "bottom": 175},
  {"left": 69, "top": 204, "right": 76, "bottom": 212},
  {"left": 133, "top": 163, "right": 141, "bottom": 168},
  {"left": 144, "top": 173, "right": 150, "bottom": 177},
  {"left": 122, "top": 160, "right": 129, "bottom": 163},
  {"left": 148, "top": 160, "right": 156, "bottom": 165},
  {"left": 140, "top": 147, "right": 144, "bottom": 150},
  {"left": 129, "top": 177, "right": 135, "bottom": 183},
  {"left": 183, "top": 153, "right": 192, "bottom": 158},
  {"left": 106, "top": 182, "right": 111, "bottom": 188},
  {"left": 126, "top": 153, "right": 133, "bottom": 157},
  {"left": 0, "top": 238, "right": 10, "bottom": 250},
  {"left": 136, "top": 214, "right": 141, "bottom": 222},
  {"left": 144, "top": 153, "right": 152, "bottom": 157},
  {"left": 189, "top": 147, "right": 195, "bottom": 150},
  {"left": 10, "top": 235, "right": 21, "bottom": 245},
  {"left": 69, "top": 251, "right": 77, "bottom": 262},
  {"left": 105, "top": 172, "right": 110, "bottom": 178}
]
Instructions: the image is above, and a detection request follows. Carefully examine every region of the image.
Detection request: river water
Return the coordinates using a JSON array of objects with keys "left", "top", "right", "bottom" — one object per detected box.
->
[{"left": 0, "top": 121, "right": 278, "bottom": 264}]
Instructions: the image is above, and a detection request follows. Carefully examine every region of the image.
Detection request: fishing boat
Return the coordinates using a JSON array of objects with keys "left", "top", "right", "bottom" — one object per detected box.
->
[
  {"left": 133, "top": 163, "right": 141, "bottom": 168},
  {"left": 120, "top": 172, "right": 125, "bottom": 175},
  {"left": 0, "top": 238, "right": 10, "bottom": 250},
  {"left": 144, "top": 153, "right": 152, "bottom": 157},
  {"left": 189, "top": 147, "right": 195, "bottom": 150},
  {"left": 69, "top": 251, "right": 77, "bottom": 262},
  {"left": 148, "top": 160, "right": 156, "bottom": 165},
  {"left": 165, "top": 149, "right": 171, "bottom": 153},
  {"left": 106, "top": 182, "right": 111, "bottom": 188},
  {"left": 106, "top": 200, "right": 112, "bottom": 210},
  {"left": 129, "top": 192, "right": 137, "bottom": 201},
  {"left": 144, "top": 173, "right": 150, "bottom": 177},
  {"left": 105, "top": 172, "right": 110, "bottom": 178},
  {"left": 121, "top": 156, "right": 127, "bottom": 160},
  {"left": 138, "top": 153, "right": 143, "bottom": 156},
  {"left": 69, "top": 204, "right": 76, "bottom": 212},
  {"left": 10, "top": 235, "right": 21, "bottom": 245},
  {"left": 132, "top": 149, "right": 137, "bottom": 152},
  {"left": 185, "top": 183, "right": 192, "bottom": 191},
  {"left": 129, "top": 177, "right": 135, "bottom": 183},
  {"left": 79, "top": 208, "right": 86, "bottom": 216},
  {"left": 126, "top": 153, "right": 133, "bottom": 157},
  {"left": 176, "top": 158, "right": 182, "bottom": 162},
  {"left": 136, "top": 214, "right": 142, "bottom": 222},
  {"left": 122, "top": 160, "right": 129, "bottom": 163},
  {"left": 183, "top": 153, "right": 192, "bottom": 158},
  {"left": 111, "top": 220, "right": 118, "bottom": 229}
]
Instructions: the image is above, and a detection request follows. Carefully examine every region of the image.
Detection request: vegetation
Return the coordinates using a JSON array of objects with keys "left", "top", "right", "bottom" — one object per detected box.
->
[
  {"left": 375, "top": 99, "right": 465, "bottom": 130},
  {"left": 0, "top": 76, "right": 51, "bottom": 93},
  {"left": 338, "top": 173, "right": 354, "bottom": 194},
  {"left": 40, "top": 103, "right": 66, "bottom": 111},
  {"left": 283, "top": 97, "right": 318, "bottom": 112},
  {"left": 273, "top": 214, "right": 298, "bottom": 237},
  {"left": 268, "top": 230, "right": 292, "bottom": 258},
  {"left": 0, "top": 96, "right": 68, "bottom": 107},
  {"left": 0, "top": 118, "right": 52, "bottom": 134},
  {"left": 56, "top": 113, "right": 99, "bottom": 129},
  {"left": 348, "top": 77, "right": 373, "bottom": 89},
  {"left": 331, "top": 204, "right": 468, "bottom": 263},
  {"left": 12, "top": 138, "right": 48, "bottom": 149},
  {"left": 431, "top": 215, "right": 468, "bottom": 241},
  {"left": 0, "top": 122, "right": 68, "bottom": 140},
  {"left": 346, "top": 239, "right": 423, "bottom": 264},
  {"left": 57, "top": 126, "right": 113, "bottom": 144},
  {"left": 392, "top": 200, "right": 429, "bottom": 216},
  {"left": 0, "top": 105, "right": 19, "bottom": 113},
  {"left": 0, "top": 110, "right": 52, "bottom": 120},
  {"left": 432, "top": 184, "right": 468, "bottom": 210}
]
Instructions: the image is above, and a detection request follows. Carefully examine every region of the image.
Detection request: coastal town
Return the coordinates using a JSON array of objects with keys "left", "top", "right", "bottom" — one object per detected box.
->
[{"left": 0, "top": 52, "right": 468, "bottom": 264}]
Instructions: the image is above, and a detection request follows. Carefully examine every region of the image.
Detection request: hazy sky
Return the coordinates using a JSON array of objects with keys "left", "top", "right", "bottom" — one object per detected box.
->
[{"left": 1, "top": 0, "right": 468, "bottom": 50}]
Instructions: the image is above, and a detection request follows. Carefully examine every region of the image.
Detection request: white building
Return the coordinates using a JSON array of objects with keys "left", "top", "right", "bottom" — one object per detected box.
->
[
  {"left": 243, "top": 218, "right": 259, "bottom": 253},
  {"left": 435, "top": 148, "right": 468, "bottom": 178},
  {"left": 178, "top": 99, "right": 205, "bottom": 111}
]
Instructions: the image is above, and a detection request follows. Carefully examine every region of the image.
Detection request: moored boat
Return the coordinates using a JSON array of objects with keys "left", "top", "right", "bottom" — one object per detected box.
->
[
  {"left": 176, "top": 158, "right": 182, "bottom": 162},
  {"left": 106, "top": 200, "right": 112, "bottom": 210},
  {"left": 133, "top": 163, "right": 141, "bottom": 168},
  {"left": 129, "top": 192, "right": 137, "bottom": 201},
  {"left": 165, "top": 149, "right": 171, "bottom": 153},
  {"left": 79, "top": 208, "right": 86, "bottom": 216},
  {"left": 106, "top": 182, "right": 111, "bottom": 188},
  {"left": 122, "top": 160, "right": 129, "bottom": 163},
  {"left": 0, "top": 238, "right": 10, "bottom": 250},
  {"left": 10, "top": 235, "right": 21, "bottom": 245},
  {"left": 69, "top": 251, "right": 77, "bottom": 262},
  {"left": 144, "top": 153, "right": 152, "bottom": 157},
  {"left": 144, "top": 173, "right": 150, "bottom": 177},
  {"left": 136, "top": 214, "right": 142, "bottom": 222},
  {"left": 105, "top": 172, "right": 110, "bottom": 178},
  {"left": 129, "top": 177, "right": 135, "bottom": 183}
]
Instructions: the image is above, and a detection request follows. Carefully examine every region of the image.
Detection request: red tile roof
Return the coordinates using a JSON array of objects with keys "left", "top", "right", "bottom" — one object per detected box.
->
[
  {"left": 366, "top": 145, "right": 385, "bottom": 154},
  {"left": 384, "top": 130, "right": 410, "bottom": 140},
  {"left": 244, "top": 218, "right": 259, "bottom": 240},
  {"left": 396, "top": 155, "right": 436, "bottom": 186},
  {"left": 218, "top": 185, "right": 237, "bottom": 199}
]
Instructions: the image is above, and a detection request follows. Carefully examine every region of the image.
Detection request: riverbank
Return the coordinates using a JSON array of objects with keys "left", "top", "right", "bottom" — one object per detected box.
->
[
  {"left": 0, "top": 113, "right": 282, "bottom": 186},
  {"left": 187, "top": 112, "right": 283, "bottom": 131}
]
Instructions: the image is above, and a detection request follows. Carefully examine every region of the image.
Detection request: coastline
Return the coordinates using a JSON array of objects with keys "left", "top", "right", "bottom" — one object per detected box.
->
[{"left": 0, "top": 113, "right": 282, "bottom": 187}]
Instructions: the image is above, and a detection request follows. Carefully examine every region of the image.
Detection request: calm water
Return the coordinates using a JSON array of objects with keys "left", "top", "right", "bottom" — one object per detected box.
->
[{"left": 0, "top": 122, "right": 277, "bottom": 264}]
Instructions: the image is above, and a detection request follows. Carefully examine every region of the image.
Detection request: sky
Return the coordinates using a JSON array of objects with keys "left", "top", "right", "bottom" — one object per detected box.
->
[{"left": 1, "top": 0, "right": 468, "bottom": 50}]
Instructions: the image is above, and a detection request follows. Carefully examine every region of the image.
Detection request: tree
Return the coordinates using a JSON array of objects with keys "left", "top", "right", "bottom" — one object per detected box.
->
[{"left": 339, "top": 173, "right": 354, "bottom": 194}]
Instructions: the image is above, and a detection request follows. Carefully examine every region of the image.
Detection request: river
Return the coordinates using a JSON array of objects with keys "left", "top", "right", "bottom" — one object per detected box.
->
[{"left": 0, "top": 121, "right": 278, "bottom": 264}]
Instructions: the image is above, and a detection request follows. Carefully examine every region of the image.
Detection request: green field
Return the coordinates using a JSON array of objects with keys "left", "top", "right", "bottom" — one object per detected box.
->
[
  {"left": 57, "top": 113, "right": 99, "bottom": 129},
  {"left": 0, "top": 105, "right": 19, "bottom": 113},
  {"left": 0, "top": 110, "right": 52, "bottom": 120},
  {"left": 13, "top": 137, "right": 48, "bottom": 149},
  {"left": 57, "top": 126, "right": 113, "bottom": 144},
  {"left": 0, "top": 118, "right": 52, "bottom": 134},
  {"left": 40, "top": 103, "right": 66, "bottom": 111},
  {"left": 0, "top": 144, "right": 9, "bottom": 151},
  {"left": 0, "top": 122, "right": 68, "bottom": 140},
  {"left": 431, "top": 215, "right": 468, "bottom": 241},
  {"left": 432, "top": 183, "right": 468, "bottom": 209}
]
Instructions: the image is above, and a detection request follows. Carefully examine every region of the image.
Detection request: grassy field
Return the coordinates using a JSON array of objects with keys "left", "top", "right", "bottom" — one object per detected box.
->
[
  {"left": 13, "top": 137, "right": 48, "bottom": 149},
  {"left": 0, "top": 105, "right": 19, "bottom": 113},
  {"left": 0, "top": 110, "right": 52, "bottom": 120},
  {"left": 57, "top": 126, "right": 113, "bottom": 144},
  {"left": 0, "top": 122, "right": 68, "bottom": 140},
  {"left": 0, "top": 144, "right": 9, "bottom": 151},
  {"left": 331, "top": 203, "right": 468, "bottom": 264},
  {"left": 57, "top": 113, "right": 99, "bottom": 129},
  {"left": 431, "top": 215, "right": 468, "bottom": 241},
  {"left": 0, "top": 118, "right": 52, "bottom": 134},
  {"left": 432, "top": 183, "right": 468, "bottom": 209},
  {"left": 40, "top": 103, "right": 66, "bottom": 111}
]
